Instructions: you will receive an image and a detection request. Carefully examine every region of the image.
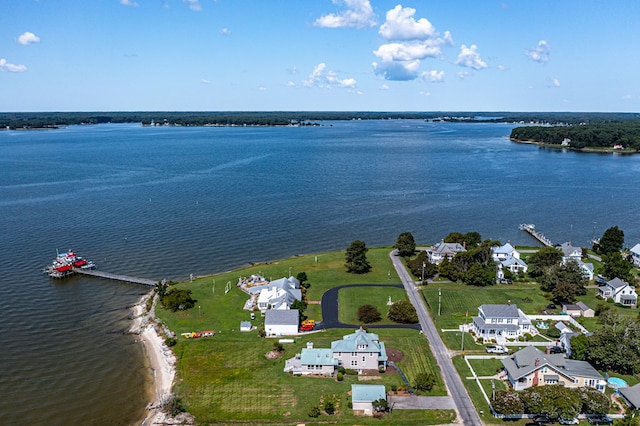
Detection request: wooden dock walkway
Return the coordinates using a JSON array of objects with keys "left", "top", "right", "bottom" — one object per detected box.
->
[
  {"left": 72, "top": 268, "right": 157, "bottom": 287},
  {"left": 519, "top": 224, "right": 553, "bottom": 247}
]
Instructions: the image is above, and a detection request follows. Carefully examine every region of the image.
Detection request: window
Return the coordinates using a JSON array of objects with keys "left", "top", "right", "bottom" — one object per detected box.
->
[
  {"left": 362, "top": 356, "right": 366, "bottom": 362},
  {"left": 351, "top": 360, "right": 358, "bottom": 366}
]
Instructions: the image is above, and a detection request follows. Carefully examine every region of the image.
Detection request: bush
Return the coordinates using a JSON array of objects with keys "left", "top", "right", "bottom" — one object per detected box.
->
[
  {"left": 308, "top": 405, "right": 321, "bottom": 418},
  {"left": 323, "top": 400, "right": 335, "bottom": 415},
  {"left": 164, "top": 337, "right": 177, "bottom": 347},
  {"left": 388, "top": 300, "right": 419, "bottom": 324},
  {"left": 357, "top": 304, "right": 381, "bottom": 323},
  {"left": 258, "top": 326, "right": 266, "bottom": 337},
  {"left": 338, "top": 366, "right": 346, "bottom": 374},
  {"left": 345, "top": 368, "right": 358, "bottom": 375},
  {"left": 413, "top": 372, "right": 436, "bottom": 392},
  {"left": 336, "top": 372, "right": 343, "bottom": 381}
]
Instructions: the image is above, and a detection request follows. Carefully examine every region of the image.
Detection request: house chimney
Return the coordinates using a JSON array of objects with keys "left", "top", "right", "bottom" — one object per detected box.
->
[
  {"left": 546, "top": 347, "right": 551, "bottom": 355},
  {"left": 535, "top": 358, "right": 540, "bottom": 366},
  {"left": 463, "top": 241, "right": 466, "bottom": 249}
]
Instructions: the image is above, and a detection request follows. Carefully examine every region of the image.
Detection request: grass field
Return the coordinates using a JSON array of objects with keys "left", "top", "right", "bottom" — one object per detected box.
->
[
  {"left": 155, "top": 247, "right": 452, "bottom": 424},
  {"left": 338, "top": 285, "right": 408, "bottom": 324}
]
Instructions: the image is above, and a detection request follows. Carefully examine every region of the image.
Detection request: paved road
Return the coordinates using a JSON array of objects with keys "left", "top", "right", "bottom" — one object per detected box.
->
[
  {"left": 320, "top": 283, "right": 422, "bottom": 330},
  {"left": 389, "top": 249, "right": 482, "bottom": 426}
]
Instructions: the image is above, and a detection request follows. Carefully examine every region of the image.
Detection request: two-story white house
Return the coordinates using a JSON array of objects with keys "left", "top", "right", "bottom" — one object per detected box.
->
[
  {"left": 284, "top": 328, "right": 388, "bottom": 376},
  {"left": 493, "top": 243, "right": 528, "bottom": 281},
  {"left": 598, "top": 277, "right": 637, "bottom": 306},
  {"left": 492, "top": 242, "right": 520, "bottom": 261},
  {"left": 246, "top": 276, "right": 302, "bottom": 312},
  {"left": 468, "top": 303, "right": 533, "bottom": 344},
  {"left": 557, "top": 242, "right": 594, "bottom": 280},
  {"left": 426, "top": 240, "right": 466, "bottom": 265}
]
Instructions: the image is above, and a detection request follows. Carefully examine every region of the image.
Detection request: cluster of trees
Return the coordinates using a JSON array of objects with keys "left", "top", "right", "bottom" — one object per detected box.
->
[
  {"left": 510, "top": 121, "right": 640, "bottom": 151},
  {"left": 492, "top": 385, "right": 609, "bottom": 418},
  {"left": 437, "top": 232, "right": 500, "bottom": 287},
  {"left": 571, "top": 311, "right": 640, "bottom": 375},
  {"left": 356, "top": 301, "right": 418, "bottom": 324},
  {"left": 155, "top": 281, "right": 197, "bottom": 312}
]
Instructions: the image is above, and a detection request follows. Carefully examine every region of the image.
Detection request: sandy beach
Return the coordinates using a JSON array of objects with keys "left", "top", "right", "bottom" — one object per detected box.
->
[{"left": 129, "top": 293, "right": 183, "bottom": 425}]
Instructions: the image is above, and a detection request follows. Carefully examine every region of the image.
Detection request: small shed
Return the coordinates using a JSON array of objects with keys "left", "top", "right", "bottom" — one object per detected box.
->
[
  {"left": 576, "top": 301, "right": 594, "bottom": 318},
  {"left": 351, "top": 384, "right": 386, "bottom": 416},
  {"left": 240, "top": 321, "right": 252, "bottom": 332},
  {"left": 264, "top": 309, "right": 299, "bottom": 336},
  {"left": 562, "top": 303, "right": 582, "bottom": 317}
]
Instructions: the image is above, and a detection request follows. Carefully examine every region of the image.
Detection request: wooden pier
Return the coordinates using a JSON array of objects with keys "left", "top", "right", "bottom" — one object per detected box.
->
[
  {"left": 72, "top": 268, "right": 157, "bottom": 287},
  {"left": 519, "top": 224, "right": 553, "bottom": 247}
]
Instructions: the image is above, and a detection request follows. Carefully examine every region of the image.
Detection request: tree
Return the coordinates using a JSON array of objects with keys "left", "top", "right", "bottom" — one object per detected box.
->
[
  {"left": 527, "top": 246, "right": 563, "bottom": 277},
  {"left": 577, "top": 387, "right": 610, "bottom": 415},
  {"left": 569, "top": 334, "right": 589, "bottom": 361},
  {"left": 413, "top": 372, "right": 436, "bottom": 392},
  {"left": 520, "top": 385, "right": 580, "bottom": 419},
  {"left": 587, "top": 311, "right": 640, "bottom": 374},
  {"left": 444, "top": 231, "right": 482, "bottom": 247},
  {"left": 357, "top": 304, "right": 381, "bottom": 323},
  {"left": 492, "top": 390, "right": 523, "bottom": 415},
  {"left": 290, "top": 299, "right": 308, "bottom": 321},
  {"left": 406, "top": 251, "right": 437, "bottom": 281},
  {"left": 371, "top": 398, "right": 389, "bottom": 412},
  {"left": 160, "top": 289, "right": 196, "bottom": 312},
  {"left": 463, "top": 263, "right": 495, "bottom": 287},
  {"left": 596, "top": 225, "right": 624, "bottom": 254},
  {"left": 387, "top": 300, "right": 418, "bottom": 323},
  {"left": 539, "top": 260, "right": 588, "bottom": 303},
  {"left": 394, "top": 232, "right": 416, "bottom": 257},
  {"left": 345, "top": 240, "right": 371, "bottom": 274},
  {"left": 602, "top": 252, "right": 635, "bottom": 283},
  {"left": 296, "top": 272, "right": 310, "bottom": 289}
]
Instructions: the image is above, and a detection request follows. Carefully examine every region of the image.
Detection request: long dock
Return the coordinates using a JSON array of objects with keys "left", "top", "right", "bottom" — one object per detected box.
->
[
  {"left": 519, "top": 223, "right": 553, "bottom": 247},
  {"left": 72, "top": 268, "right": 157, "bottom": 287}
]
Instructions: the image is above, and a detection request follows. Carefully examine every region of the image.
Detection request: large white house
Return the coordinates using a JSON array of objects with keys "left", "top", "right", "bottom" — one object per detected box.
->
[
  {"left": 630, "top": 243, "right": 640, "bottom": 266},
  {"left": 468, "top": 303, "right": 533, "bottom": 344},
  {"left": 245, "top": 276, "right": 302, "bottom": 312},
  {"left": 557, "top": 242, "right": 594, "bottom": 280},
  {"left": 284, "top": 328, "right": 388, "bottom": 376},
  {"left": 492, "top": 242, "right": 520, "bottom": 261},
  {"left": 598, "top": 277, "right": 637, "bottom": 306},
  {"left": 493, "top": 243, "right": 528, "bottom": 280},
  {"left": 427, "top": 240, "right": 466, "bottom": 264}
]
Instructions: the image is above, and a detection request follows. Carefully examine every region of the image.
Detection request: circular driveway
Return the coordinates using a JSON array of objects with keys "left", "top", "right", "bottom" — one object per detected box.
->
[{"left": 319, "top": 283, "right": 422, "bottom": 330}]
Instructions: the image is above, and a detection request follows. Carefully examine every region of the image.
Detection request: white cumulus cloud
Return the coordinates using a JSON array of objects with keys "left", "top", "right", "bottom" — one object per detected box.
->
[
  {"left": 303, "top": 63, "right": 357, "bottom": 88},
  {"left": 314, "top": 0, "right": 376, "bottom": 28},
  {"left": 455, "top": 44, "right": 487, "bottom": 70},
  {"left": 183, "top": 0, "right": 201, "bottom": 12},
  {"left": 378, "top": 5, "right": 436, "bottom": 40},
  {"left": 17, "top": 32, "right": 40, "bottom": 45},
  {"left": 422, "top": 69, "right": 445, "bottom": 82},
  {"left": 526, "top": 40, "right": 551, "bottom": 63},
  {"left": 372, "top": 5, "right": 452, "bottom": 81},
  {"left": 120, "top": 0, "right": 139, "bottom": 7},
  {"left": 220, "top": 28, "right": 231, "bottom": 36},
  {"left": 0, "top": 58, "right": 27, "bottom": 72}
]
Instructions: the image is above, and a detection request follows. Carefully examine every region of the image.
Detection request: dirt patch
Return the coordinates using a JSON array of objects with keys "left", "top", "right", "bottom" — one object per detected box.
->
[
  {"left": 264, "top": 350, "right": 284, "bottom": 360},
  {"left": 358, "top": 375, "right": 381, "bottom": 381},
  {"left": 386, "top": 347, "right": 404, "bottom": 362}
]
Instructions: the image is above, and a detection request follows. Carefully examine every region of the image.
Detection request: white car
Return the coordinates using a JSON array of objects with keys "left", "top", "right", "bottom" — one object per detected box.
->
[
  {"left": 485, "top": 345, "right": 508, "bottom": 354},
  {"left": 559, "top": 417, "right": 579, "bottom": 425}
]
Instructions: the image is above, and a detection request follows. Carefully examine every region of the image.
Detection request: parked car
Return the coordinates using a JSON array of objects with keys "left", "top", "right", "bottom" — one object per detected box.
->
[
  {"left": 559, "top": 417, "right": 579, "bottom": 425},
  {"left": 546, "top": 303, "right": 556, "bottom": 309},
  {"left": 587, "top": 414, "right": 614, "bottom": 425},
  {"left": 486, "top": 345, "right": 508, "bottom": 354},
  {"left": 549, "top": 346, "right": 564, "bottom": 354},
  {"left": 531, "top": 415, "right": 554, "bottom": 425}
]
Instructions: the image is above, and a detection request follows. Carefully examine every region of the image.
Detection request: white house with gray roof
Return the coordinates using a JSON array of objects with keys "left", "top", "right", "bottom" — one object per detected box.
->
[
  {"left": 469, "top": 303, "right": 533, "bottom": 344},
  {"left": 502, "top": 346, "right": 605, "bottom": 392},
  {"left": 492, "top": 243, "right": 520, "bottom": 261},
  {"left": 427, "top": 240, "right": 466, "bottom": 264},
  {"left": 264, "top": 309, "right": 299, "bottom": 336},
  {"left": 246, "top": 276, "right": 302, "bottom": 312},
  {"left": 630, "top": 243, "right": 640, "bottom": 266},
  {"left": 557, "top": 242, "right": 594, "bottom": 280},
  {"left": 598, "top": 277, "right": 637, "bottom": 306}
]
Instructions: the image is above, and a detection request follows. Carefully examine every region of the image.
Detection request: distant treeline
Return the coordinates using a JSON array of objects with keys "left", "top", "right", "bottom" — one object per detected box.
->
[
  {"left": 510, "top": 121, "right": 640, "bottom": 151},
  {"left": 1, "top": 111, "right": 640, "bottom": 130}
]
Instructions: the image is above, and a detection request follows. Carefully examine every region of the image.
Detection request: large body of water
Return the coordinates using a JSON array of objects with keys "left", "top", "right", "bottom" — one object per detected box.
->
[{"left": 1, "top": 120, "right": 639, "bottom": 424}]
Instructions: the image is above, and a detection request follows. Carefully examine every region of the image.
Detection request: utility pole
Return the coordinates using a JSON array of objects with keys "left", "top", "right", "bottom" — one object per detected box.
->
[{"left": 438, "top": 288, "right": 442, "bottom": 316}]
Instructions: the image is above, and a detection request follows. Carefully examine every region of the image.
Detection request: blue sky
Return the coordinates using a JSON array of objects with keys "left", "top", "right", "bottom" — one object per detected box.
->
[{"left": 1, "top": 0, "right": 638, "bottom": 112}]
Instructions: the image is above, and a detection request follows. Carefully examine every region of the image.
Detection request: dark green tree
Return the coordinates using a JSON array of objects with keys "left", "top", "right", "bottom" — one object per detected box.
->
[
  {"left": 596, "top": 225, "right": 624, "bottom": 254},
  {"left": 394, "top": 232, "right": 416, "bottom": 257},
  {"left": 406, "top": 251, "right": 437, "bottom": 281},
  {"left": 539, "top": 260, "right": 588, "bottom": 303},
  {"left": 296, "top": 272, "right": 310, "bottom": 289},
  {"left": 387, "top": 300, "right": 418, "bottom": 323},
  {"left": 569, "top": 334, "right": 589, "bottom": 361},
  {"left": 463, "top": 263, "right": 495, "bottom": 287},
  {"left": 291, "top": 299, "right": 308, "bottom": 321},
  {"left": 602, "top": 252, "right": 635, "bottom": 283},
  {"left": 160, "top": 289, "right": 196, "bottom": 312},
  {"left": 371, "top": 398, "right": 389, "bottom": 412},
  {"left": 587, "top": 311, "right": 640, "bottom": 374},
  {"left": 527, "top": 246, "right": 563, "bottom": 277},
  {"left": 345, "top": 240, "right": 371, "bottom": 274},
  {"left": 412, "top": 372, "right": 436, "bottom": 392},
  {"left": 577, "top": 387, "right": 610, "bottom": 414},
  {"left": 357, "top": 304, "right": 381, "bottom": 323}
]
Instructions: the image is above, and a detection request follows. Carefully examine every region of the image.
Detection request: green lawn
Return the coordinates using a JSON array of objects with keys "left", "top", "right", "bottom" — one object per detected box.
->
[
  {"left": 155, "top": 247, "right": 452, "bottom": 424},
  {"left": 338, "top": 286, "right": 408, "bottom": 325}
]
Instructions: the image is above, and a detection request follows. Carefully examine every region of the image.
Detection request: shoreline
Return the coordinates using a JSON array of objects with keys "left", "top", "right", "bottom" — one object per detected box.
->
[{"left": 129, "top": 292, "right": 182, "bottom": 425}]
